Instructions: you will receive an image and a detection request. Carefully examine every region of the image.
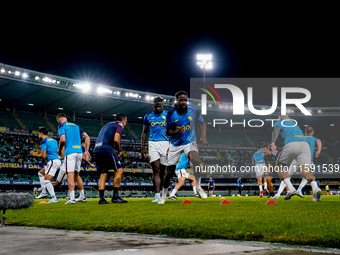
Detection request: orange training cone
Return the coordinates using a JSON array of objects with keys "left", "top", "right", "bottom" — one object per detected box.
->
[
  {"left": 220, "top": 197, "right": 226, "bottom": 199},
  {"left": 39, "top": 201, "right": 48, "bottom": 204}
]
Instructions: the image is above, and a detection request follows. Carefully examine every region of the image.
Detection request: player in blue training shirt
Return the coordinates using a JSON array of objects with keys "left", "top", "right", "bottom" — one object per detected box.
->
[
  {"left": 168, "top": 153, "right": 198, "bottom": 199},
  {"left": 208, "top": 177, "right": 215, "bottom": 197},
  {"left": 56, "top": 113, "right": 90, "bottom": 204},
  {"left": 252, "top": 145, "right": 266, "bottom": 197},
  {"left": 94, "top": 113, "right": 127, "bottom": 204},
  {"left": 237, "top": 177, "right": 243, "bottom": 196},
  {"left": 294, "top": 126, "right": 322, "bottom": 200},
  {"left": 141, "top": 97, "right": 169, "bottom": 203},
  {"left": 271, "top": 115, "right": 321, "bottom": 201},
  {"left": 159, "top": 91, "right": 208, "bottom": 204},
  {"left": 30, "top": 127, "right": 61, "bottom": 203}
]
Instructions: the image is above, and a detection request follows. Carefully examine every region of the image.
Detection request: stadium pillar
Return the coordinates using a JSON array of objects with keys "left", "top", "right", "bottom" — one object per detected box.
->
[{"left": 99, "top": 114, "right": 103, "bottom": 126}]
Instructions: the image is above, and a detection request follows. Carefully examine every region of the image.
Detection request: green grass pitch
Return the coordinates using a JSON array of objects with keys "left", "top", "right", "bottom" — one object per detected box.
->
[{"left": 6, "top": 195, "right": 340, "bottom": 248}]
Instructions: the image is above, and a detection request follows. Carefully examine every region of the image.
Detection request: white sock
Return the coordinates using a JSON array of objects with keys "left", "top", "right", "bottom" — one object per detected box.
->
[
  {"left": 259, "top": 185, "right": 263, "bottom": 192},
  {"left": 45, "top": 180, "right": 56, "bottom": 199},
  {"left": 162, "top": 188, "right": 168, "bottom": 198},
  {"left": 297, "top": 178, "right": 308, "bottom": 192},
  {"left": 170, "top": 188, "right": 177, "bottom": 197},
  {"left": 310, "top": 181, "right": 319, "bottom": 191},
  {"left": 38, "top": 173, "right": 46, "bottom": 193},
  {"left": 283, "top": 178, "right": 295, "bottom": 191},
  {"left": 277, "top": 181, "right": 287, "bottom": 197},
  {"left": 155, "top": 192, "right": 160, "bottom": 197},
  {"left": 70, "top": 190, "right": 75, "bottom": 201},
  {"left": 264, "top": 182, "right": 267, "bottom": 190},
  {"left": 193, "top": 186, "right": 197, "bottom": 194},
  {"left": 196, "top": 177, "right": 201, "bottom": 189},
  {"left": 79, "top": 190, "right": 85, "bottom": 198}
]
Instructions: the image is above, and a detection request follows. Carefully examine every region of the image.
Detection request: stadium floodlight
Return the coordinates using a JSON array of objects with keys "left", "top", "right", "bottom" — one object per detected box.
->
[
  {"left": 0, "top": 68, "right": 5, "bottom": 73},
  {"left": 15, "top": 71, "right": 20, "bottom": 76},
  {"left": 196, "top": 53, "right": 213, "bottom": 82},
  {"left": 125, "top": 92, "right": 139, "bottom": 98},
  {"left": 97, "top": 87, "right": 112, "bottom": 94},
  {"left": 73, "top": 83, "right": 91, "bottom": 93},
  {"left": 22, "top": 73, "right": 28, "bottom": 79}
]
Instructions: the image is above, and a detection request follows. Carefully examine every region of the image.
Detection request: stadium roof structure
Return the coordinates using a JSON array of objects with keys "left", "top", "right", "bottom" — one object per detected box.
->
[
  {"left": 1, "top": 62, "right": 340, "bottom": 129},
  {"left": 0, "top": 63, "right": 177, "bottom": 122}
]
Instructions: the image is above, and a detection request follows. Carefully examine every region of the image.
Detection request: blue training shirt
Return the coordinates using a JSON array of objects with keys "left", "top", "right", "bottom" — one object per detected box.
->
[
  {"left": 175, "top": 153, "right": 190, "bottom": 172},
  {"left": 237, "top": 178, "right": 242, "bottom": 187},
  {"left": 143, "top": 110, "right": 169, "bottom": 141},
  {"left": 208, "top": 179, "right": 214, "bottom": 187},
  {"left": 94, "top": 121, "right": 124, "bottom": 153},
  {"left": 40, "top": 137, "right": 60, "bottom": 162},
  {"left": 252, "top": 150, "right": 265, "bottom": 165},
  {"left": 58, "top": 122, "right": 84, "bottom": 156},
  {"left": 166, "top": 107, "right": 204, "bottom": 146},
  {"left": 304, "top": 135, "right": 319, "bottom": 162},
  {"left": 274, "top": 119, "right": 306, "bottom": 145}
]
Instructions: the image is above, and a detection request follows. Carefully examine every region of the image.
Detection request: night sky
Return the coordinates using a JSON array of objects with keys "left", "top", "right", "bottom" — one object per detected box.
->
[{"left": 1, "top": 9, "right": 339, "bottom": 102}]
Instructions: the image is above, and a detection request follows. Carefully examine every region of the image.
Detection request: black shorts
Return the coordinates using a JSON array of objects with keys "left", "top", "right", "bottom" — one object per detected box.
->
[{"left": 95, "top": 151, "right": 122, "bottom": 174}]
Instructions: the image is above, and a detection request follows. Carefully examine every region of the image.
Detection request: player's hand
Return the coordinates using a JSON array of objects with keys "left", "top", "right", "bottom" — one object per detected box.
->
[
  {"left": 176, "top": 126, "right": 185, "bottom": 134},
  {"left": 200, "top": 137, "right": 208, "bottom": 147},
  {"left": 84, "top": 151, "right": 91, "bottom": 162},
  {"left": 116, "top": 150, "right": 123, "bottom": 158},
  {"left": 141, "top": 148, "right": 148, "bottom": 158},
  {"left": 89, "top": 163, "right": 95, "bottom": 168},
  {"left": 270, "top": 143, "right": 277, "bottom": 152},
  {"left": 30, "top": 150, "right": 37, "bottom": 156},
  {"left": 315, "top": 151, "right": 321, "bottom": 158}
]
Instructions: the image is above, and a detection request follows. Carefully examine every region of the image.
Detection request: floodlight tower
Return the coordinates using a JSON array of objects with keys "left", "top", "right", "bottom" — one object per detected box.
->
[{"left": 196, "top": 54, "right": 213, "bottom": 82}]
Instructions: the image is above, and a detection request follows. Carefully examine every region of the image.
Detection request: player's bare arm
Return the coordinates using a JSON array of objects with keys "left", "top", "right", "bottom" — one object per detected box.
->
[
  {"left": 141, "top": 126, "right": 149, "bottom": 158},
  {"left": 166, "top": 126, "right": 185, "bottom": 136},
  {"left": 30, "top": 150, "right": 46, "bottom": 159},
  {"left": 58, "top": 134, "right": 66, "bottom": 156},
  {"left": 315, "top": 139, "right": 322, "bottom": 158},
  {"left": 82, "top": 132, "right": 91, "bottom": 161},
  {"left": 271, "top": 126, "right": 281, "bottom": 151},
  {"left": 200, "top": 121, "right": 208, "bottom": 147},
  {"left": 114, "top": 132, "right": 123, "bottom": 157}
]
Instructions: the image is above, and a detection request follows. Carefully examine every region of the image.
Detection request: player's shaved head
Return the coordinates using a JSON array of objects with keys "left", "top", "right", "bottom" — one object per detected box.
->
[
  {"left": 278, "top": 115, "right": 289, "bottom": 120},
  {"left": 56, "top": 113, "right": 67, "bottom": 121},
  {"left": 305, "top": 126, "right": 314, "bottom": 135},
  {"left": 153, "top": 96, "right": 164, "bottom": 103}
]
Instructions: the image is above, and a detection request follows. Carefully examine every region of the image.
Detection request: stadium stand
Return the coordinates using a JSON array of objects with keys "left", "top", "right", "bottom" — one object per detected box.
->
[
  {"left": 16, "top": 111, "right": 51, "bottom": 132},
  {"left": 0, "top": 108, "right": 22, "bottom": 129}
]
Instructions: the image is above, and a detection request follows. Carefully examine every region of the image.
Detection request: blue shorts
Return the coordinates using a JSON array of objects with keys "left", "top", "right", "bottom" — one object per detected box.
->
[
  {"left": 95, "top": 151, "right": 122, "bottom": 174},
  {"left": 209, "top": 187, "right": 214, "bottom": 191}
]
